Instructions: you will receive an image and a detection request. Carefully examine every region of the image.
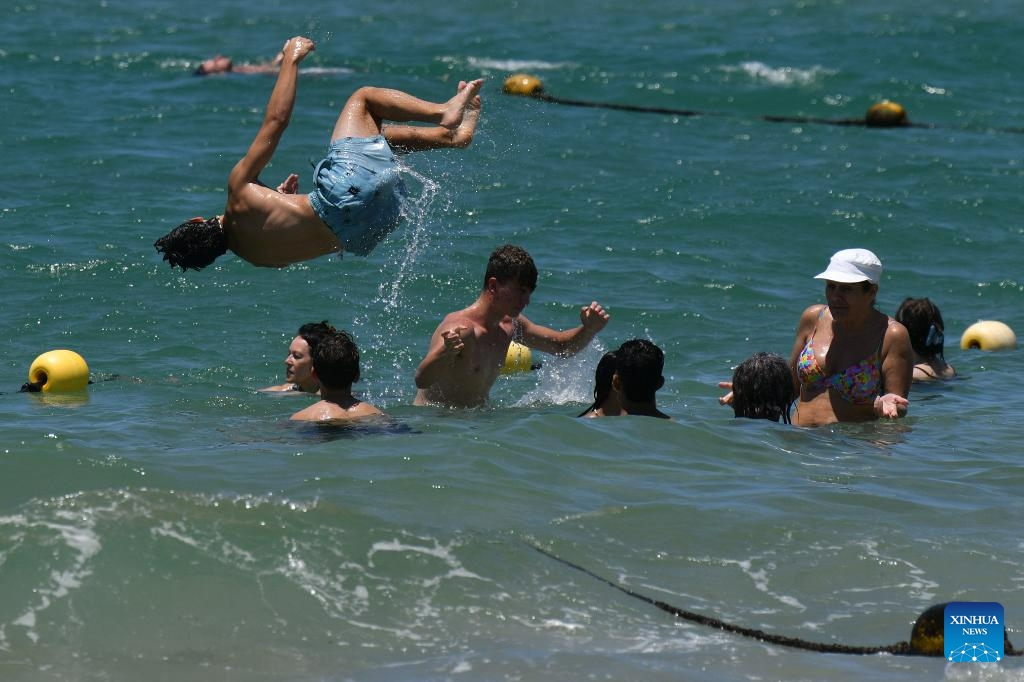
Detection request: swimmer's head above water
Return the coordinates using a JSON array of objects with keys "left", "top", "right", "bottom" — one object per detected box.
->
[
  {"left": 154, "top": 216, "right": 227, "bottom": 271},
  {"left": 194, "top": 55, "right": 233, "bottom": 76}
]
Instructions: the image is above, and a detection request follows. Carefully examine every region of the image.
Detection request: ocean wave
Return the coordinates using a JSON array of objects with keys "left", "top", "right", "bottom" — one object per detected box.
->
[
  {"left": 465, "top": 57, "right": 575, "bottom": 72},
  {"left": 721, "top": 61, "right": 835, "bottom": 87}
]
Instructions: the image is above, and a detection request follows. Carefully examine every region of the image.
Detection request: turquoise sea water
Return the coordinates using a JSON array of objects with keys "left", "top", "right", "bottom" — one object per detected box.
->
[{"left": 2, "top": 1, "right": 1023, "bottom": 679}]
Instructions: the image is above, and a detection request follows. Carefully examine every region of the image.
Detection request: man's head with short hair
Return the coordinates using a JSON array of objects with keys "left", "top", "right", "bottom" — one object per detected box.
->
[
  {"left": 614, "top": 339, "right": 664, "bottom": 403},
  {"left": 483, "top": 244, "right": 537, "bottom": 291},
  {"left": 312, "top": 330, "right": 361, "bottom": 390},
  {"left": 731, "top": 352, "right": 792, "bottom": 424},
  {"left": 154, "top": 217, "right": 228, "bottom": 271}
]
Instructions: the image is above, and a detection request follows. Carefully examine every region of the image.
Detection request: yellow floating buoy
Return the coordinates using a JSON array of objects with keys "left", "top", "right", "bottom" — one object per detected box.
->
[
  {"left": 865, "top": 100, "right": 908, "bottom": 127},
  {"left": 26, "top": 349, "right": 90, "bottom": 392},
  {"left": 501, "top": 341, "right": 533, "bottom": 375},
  {"left": 503, "top": 73, "right": 544, "bottom": 97},
  {"left": 960, "top": 320, "right": 1017, "bottom": 351},
  {"left": 909, "top": 603, "right": 946, "bottom": 656}
]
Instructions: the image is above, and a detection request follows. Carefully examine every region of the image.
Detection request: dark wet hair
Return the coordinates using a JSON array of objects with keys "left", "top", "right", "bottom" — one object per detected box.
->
[
  {"left": 154, "top": 217, "right": 228, "bottom": 271},
  {"left": 614, "top": 339, "right": 664, "bottom": 403},
  {"left": 297, "top": 320, "right": 336, "bottom": 356},
  {"left": 895, "top": 297, "right": 946, "bottom": 360},
  {"left": 484, "top": 244, "right": 538, "bottom": 291},
  {"left": 312, "top": 330, "right": 361, "bottom": 389},
  {"left": 578, "top": 351, "right": 618, "bottom": 417},
  {"left": 731, "top": 352, "right": 793, "bottom": 424}
]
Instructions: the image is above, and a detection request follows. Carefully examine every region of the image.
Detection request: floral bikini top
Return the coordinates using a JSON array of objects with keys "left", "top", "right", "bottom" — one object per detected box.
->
[{"left": 796, "top": 310, "right": 887, "bottom": 405}]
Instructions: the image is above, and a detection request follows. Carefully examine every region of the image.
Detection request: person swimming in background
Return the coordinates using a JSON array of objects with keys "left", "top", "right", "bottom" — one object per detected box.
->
[
  {"left": 156, "top": 36, "right": 483, "bottom": 271},
  {"left": 894, "top": 297, "right": 957, "bottom": 382},
  {"left": 787, "top": 248, "right": 913, "bottom": 426},
  {"left": 290, "top": 330, "right": 384, "bottom": 422},
  {"left": 259, "top": 320, "right": 336, "bottom": 394},
  {"left": 719, "top": 352, "right": 793, "bottom": 424},
  {"left": 194, "top": 52, "right": 283, "bottom": 76},
  {"left": 578, "top": 351, "right": 621, "bottom": 418}
]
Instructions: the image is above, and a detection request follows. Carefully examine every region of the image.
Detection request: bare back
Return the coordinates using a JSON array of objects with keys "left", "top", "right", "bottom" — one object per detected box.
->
[
  {"left": 221, "top": 37, "right": 339, "bottom": 268},
  {"left": 290, "top": 397, "right": 383, "bottom": 422},
  {"left": 223, "top": 184, "right": 340, "bottom": 267}
]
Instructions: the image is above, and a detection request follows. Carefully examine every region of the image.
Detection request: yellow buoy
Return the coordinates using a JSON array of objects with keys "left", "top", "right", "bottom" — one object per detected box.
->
[
  {"left": 909, "top": 603, "right": 946, "bottom": 656},
  {"left": 501, "top": 341, "right": 533, "bottom": 375},
  {"left": 503, "top": 73, "right": 544, "bottom": 97},
  {"left": 865, "top": 100, "right": 908, "bottom": 127},
  {"left": 27, "top": 349, "right": 90, "bottom": 392},
  {"left": 960, "top": 320, "right": 1017, "bottom": 351}
]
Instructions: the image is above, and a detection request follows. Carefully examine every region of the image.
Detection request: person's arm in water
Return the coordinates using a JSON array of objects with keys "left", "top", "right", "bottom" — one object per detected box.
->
[
  {"left": 232, "top": 52, "right": 284, "bottom": 74},
  {"left": 226, "top": 37, "right": 314, "bottom": 194}
]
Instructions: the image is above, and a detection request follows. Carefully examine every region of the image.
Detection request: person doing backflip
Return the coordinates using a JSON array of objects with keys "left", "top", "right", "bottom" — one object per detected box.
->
[{"left": 156, "top": 36, "right": 483, "bottom": 270}]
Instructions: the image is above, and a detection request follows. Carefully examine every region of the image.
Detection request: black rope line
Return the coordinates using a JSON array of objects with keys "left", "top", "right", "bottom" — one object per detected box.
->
[
  {"left": 517, "top": 90, "right": 1023, "bottom": 134},
  {"left": 19, "top": 380, "right": 45, "bottom": 393},
  {"left": 527, "top": 542, "right": 1021, "bottom": 657}
]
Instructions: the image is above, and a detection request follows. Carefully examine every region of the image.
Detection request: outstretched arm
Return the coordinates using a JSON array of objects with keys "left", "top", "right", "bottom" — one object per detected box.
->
[
  {"left": 227, "top": 37, "right": 314, "bottom": 192},
  {"left": 519, "top": 302, "right": 609, "bottom": 357}
]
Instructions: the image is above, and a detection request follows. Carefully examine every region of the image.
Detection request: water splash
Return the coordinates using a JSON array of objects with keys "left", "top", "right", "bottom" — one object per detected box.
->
[
  {"left": 358, "top": 163, "right": 446, "bottom": 406},
  {"left": 375, "top": 163, "right": 443, "bottom": 316}
]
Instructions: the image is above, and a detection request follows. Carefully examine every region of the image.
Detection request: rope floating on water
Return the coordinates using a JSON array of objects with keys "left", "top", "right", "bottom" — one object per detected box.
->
[
  {"left": 503, "top": 73, "right": 1023, "bottom": 133},
  {"left": 527, "top": 542, "right": 1021, "bottom": 657}
]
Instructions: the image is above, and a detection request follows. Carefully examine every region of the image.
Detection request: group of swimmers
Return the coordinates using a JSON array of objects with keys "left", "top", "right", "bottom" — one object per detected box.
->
[
  {"left": 157, "top": 37, "right": 956, "bottom": 428},
  {"left": 718, "top": 248, "right": 956, "bottom": 427},
  {"left": 256, "top": 246, "right": 954, "bottom": 426},
  {"left": 258, "top": 244, "right": 614, "bottom": 421}
]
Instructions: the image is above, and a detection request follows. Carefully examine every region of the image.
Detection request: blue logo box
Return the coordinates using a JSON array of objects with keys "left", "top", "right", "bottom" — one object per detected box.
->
[{"left": 944, "top": 602, "right": 1004, "bottom": 662}]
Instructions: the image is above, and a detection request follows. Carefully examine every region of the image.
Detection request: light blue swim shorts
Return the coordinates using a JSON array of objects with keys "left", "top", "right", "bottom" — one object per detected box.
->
[{"left": 307, "top": 135, "right": 408, "bottom": 257}]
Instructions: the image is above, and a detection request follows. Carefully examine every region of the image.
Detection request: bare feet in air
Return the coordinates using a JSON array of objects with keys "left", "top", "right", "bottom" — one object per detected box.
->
[
  {"left": 449, "top": 80, "right": 482, "bottom": 147},
  {"left": 276, "top": 173, "right": 299, "bottom": 193},
  {"left": 440, "top": 78, "right": 483, "bottom": 129}
]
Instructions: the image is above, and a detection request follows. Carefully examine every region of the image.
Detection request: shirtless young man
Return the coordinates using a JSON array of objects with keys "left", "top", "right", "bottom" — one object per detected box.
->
[
  {"left": 414, "top": 245, "right": 610, "bottom": 408},
  {"left": 156, "top": 36, "right": 483, "bottom": 270},
  {"left": 290, "top": 330, "right": 383, "bottom": 422}
]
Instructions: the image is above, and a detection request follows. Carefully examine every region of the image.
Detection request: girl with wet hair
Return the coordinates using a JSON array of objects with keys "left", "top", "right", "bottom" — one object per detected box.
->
[
  {"left": 730, "top": 352, "right": 793, "bottom": 424},
  {"left": 894, "top": 297, "right": 957, "bottom": 381}
]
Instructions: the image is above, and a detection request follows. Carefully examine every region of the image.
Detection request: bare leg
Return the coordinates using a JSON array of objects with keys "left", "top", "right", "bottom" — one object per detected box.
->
[
  {"left": 379, "top": 79, "right": 484, "bottom": 152},
  {"left": 331, "top": 79, "right": 484, "bottom": 141}
]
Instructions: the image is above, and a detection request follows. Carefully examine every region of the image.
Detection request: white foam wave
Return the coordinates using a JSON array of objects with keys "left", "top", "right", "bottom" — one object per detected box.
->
[
  {"left": 466, "top": 57, "right": 574, "bottom": 72},
  {"left": 1, "top": 510, "right": 102, "bottom": 644},
  {"left": 300, "top": 67, "right": 352, "bottom": 75},
  {"left": 721, "top": 61, "right": 835, "bottom": 87}
]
